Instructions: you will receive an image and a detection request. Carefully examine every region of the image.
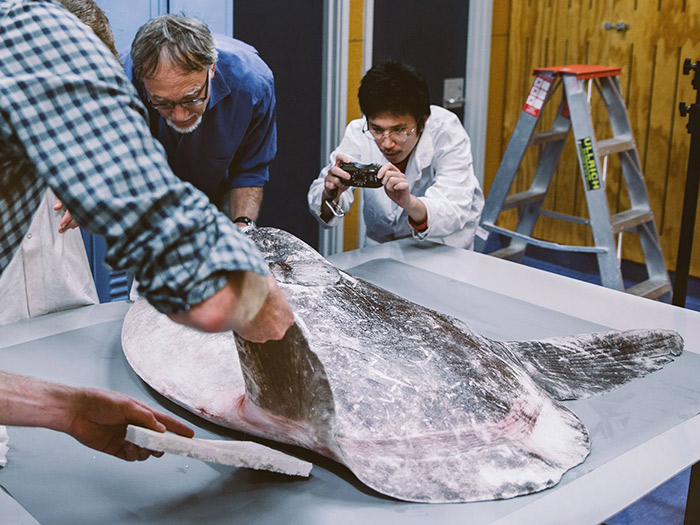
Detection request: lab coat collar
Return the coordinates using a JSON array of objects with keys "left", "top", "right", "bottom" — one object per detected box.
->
[{"left": 407, "top": 120, "right": 435, "bottom": 180}]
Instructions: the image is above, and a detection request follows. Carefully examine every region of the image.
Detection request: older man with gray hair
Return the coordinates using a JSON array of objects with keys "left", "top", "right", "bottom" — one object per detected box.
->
[{"left": 121, "top": 15, "right": 276, "bottom": 227}]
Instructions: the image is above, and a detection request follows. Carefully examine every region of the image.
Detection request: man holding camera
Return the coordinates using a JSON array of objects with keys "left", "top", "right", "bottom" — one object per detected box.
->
[{"left": 307, "top": 60, "right": 484, "bottom": 249}]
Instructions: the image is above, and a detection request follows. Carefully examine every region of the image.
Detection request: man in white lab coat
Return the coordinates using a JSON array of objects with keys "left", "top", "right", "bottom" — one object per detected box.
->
[{"left": 308, "top": 60, "right": 484, "bottom": 249}]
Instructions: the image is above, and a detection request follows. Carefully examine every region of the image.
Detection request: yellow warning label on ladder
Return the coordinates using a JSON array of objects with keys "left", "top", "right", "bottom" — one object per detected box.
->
[{"left": 577, "top": 137, "right": 601, "bottom": 190}]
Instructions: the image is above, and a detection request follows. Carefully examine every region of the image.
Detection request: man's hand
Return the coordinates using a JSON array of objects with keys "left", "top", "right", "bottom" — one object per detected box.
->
[
  {"left": 322, "top": 154, "right": 354, "bottom": 202},
  {"left": 168, "top": 272, "right": 294, "bottom": 342},
  {"left": 0, "top": 370, "right": 194, "bottom": 462},
  {"left": 62, "top": 387, "right": 195, "bottom": 461},
  {"left": 378, "top": 163, "right": 428, "bottom": 226},
  {"left": 53, "top": 198, "right": 79, "bottom": 233},
  {"left": 319, "top": 154, "right": 355, "bottom": 223},
  {"left": 378, "top": 163, "right": 411, "bottom": 208},
  {"left": 235, "top": 275, "right": 295, "bottom": 342}
]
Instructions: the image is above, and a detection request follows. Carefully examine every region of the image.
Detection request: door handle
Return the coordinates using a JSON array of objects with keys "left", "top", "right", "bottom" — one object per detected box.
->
[
  {"left": 603, "top": 21, "right": 630, "bottom": 32},
  {"left": 443, "top": 78, "right": 465, "bottom": 109}
]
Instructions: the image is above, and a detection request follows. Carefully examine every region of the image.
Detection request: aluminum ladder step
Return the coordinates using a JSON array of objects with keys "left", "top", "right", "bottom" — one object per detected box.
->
[
  {"left": 489, "top": 245, "right": 526, "bottom": 261},
  {"left": 596, "top": 135, "right": 635, "bottom": 156},
  {"left": 626, "top": 278, "right": 672, "bottom": 300},
  {"left": 610, "top": 208, "right": 654, "bottom": 234},
  {"left": 481, "top": 223, "right": 607, "bottom": 253},
  {"left": 529, "top": 129, "right": 569, "bottom": 146},
  {"left": 503, "top": 189, "right": 547, "bottom": 210}
]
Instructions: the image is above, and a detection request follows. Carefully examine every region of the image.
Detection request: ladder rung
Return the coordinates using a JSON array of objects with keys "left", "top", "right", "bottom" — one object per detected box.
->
[
  {"left": 529, "top": 129, "right": 569, "bottom": 146},
  {"left": 610, "top": 209, "right": 654, "bottom": 234},
  {"left": 503, "top": 190, "right": 547, "bottom": 210},
  {"left": 625, "top": 278, "right": 672, "bottom": 299},
  {"left": 596, "top": 135, "right": 634, "bottom": 157},
  {"left": 481, "top": 223, "right": 607, "bottom": 253},
  {"left": 539, "top": 209, "right": 591, "bottom": 225},
  {"left": 489, "top": 245, "right": 526, "bottom": 260}
]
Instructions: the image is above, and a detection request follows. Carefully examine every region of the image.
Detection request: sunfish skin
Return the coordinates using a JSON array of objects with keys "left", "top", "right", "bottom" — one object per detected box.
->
[{"left": 121, "top": 227, "right": 683, "bottom": 503}]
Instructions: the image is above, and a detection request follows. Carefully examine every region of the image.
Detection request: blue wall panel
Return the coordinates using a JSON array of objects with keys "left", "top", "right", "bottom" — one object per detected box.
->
[
  {"left": 170, "top": 0, "right": 233, "bottom": 37},
  {"left": 97, "top": 0, "right": 167, "bottom": 52}
]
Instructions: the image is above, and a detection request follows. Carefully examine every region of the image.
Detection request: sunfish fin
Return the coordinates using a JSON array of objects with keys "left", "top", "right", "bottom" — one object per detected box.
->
[
  {"left": 234, "top": 321, "right": 337, "bottom": 447},
  {"left": 503, "top": 329, "right": 683, "bottom": 400}
]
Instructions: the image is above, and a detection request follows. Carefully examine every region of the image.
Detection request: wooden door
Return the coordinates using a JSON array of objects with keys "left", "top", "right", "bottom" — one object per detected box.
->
[{"left": 486, "top": 0, "right": 700, "bottom": 276}]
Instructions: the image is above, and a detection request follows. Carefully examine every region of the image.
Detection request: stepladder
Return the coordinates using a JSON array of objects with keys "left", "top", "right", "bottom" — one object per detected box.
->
[{"left": 476, "top": 64, "right": 672, "bottom": 302}]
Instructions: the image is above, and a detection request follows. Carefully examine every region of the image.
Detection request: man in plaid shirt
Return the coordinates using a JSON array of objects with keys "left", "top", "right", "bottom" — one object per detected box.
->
[{"left": 0, "top": 0, "right": 293, "bottom": 460}]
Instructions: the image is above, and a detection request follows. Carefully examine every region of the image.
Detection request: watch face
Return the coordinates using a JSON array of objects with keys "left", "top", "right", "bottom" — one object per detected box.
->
[{"left": 233, "top": 216, "right": 255, "bottom": 227}]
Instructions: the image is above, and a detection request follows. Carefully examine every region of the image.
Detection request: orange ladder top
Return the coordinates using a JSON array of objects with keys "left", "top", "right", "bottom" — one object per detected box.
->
[{"left": 533, "top": 64, "right": 622, "bottom": 79}]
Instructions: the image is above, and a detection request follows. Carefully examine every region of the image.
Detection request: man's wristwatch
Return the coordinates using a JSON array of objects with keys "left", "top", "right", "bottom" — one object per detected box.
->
[{"left": 233, "top": 216, "right": 256, "bottom": 227}]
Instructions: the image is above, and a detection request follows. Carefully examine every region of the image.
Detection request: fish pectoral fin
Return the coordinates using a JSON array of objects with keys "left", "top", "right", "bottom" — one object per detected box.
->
[
  {"left": 505, "top": 329, "right": 683, "bottom": 400},
  {"left": 234, "top": 322, "right": 336, "bottom": 438}
]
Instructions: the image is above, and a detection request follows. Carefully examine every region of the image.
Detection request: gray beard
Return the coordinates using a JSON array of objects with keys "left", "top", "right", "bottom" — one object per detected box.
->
[{"left": 165, "top": 114, "right": 203, "bottom": 134}]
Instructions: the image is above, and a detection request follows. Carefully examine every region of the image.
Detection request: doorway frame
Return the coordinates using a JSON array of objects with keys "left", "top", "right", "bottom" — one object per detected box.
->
[{"left": 318, "top": 0, "right": 350, "bottom": 257}]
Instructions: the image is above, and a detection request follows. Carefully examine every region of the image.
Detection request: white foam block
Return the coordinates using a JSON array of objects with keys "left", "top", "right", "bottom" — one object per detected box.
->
[
  {"left": 125, "top": 425, "right": 312, "bottom": 477},
  {"left": 0, "top": 425, "right": 8, "bottom": 467}
]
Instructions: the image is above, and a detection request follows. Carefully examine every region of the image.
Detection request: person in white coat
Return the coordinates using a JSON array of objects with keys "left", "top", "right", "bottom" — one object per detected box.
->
[
  {"left": 0, "top": 0, "right": 123, "bottom": 326},
  {"left": 308, "top": 60, "right": 484, "bottom": 249}
]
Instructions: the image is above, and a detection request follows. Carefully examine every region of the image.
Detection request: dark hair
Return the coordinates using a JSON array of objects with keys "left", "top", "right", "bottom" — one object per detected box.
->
[
  {"left": 358, "top": 60, "right": 431, "bottom": 126},
  {"left": 57, "top": 0, "right": 119, "bottom": 60},
  {"left": 131, "top": 15, "right": 218, "bottom": 79}
]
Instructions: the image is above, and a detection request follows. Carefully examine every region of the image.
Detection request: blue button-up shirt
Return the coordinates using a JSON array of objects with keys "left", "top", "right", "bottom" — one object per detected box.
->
[
  {"left": 0, "top": 0, "right": 269, "bottom": 314},
  {"left": 122, "top": 36, "right": 277, "bottom": 207}
]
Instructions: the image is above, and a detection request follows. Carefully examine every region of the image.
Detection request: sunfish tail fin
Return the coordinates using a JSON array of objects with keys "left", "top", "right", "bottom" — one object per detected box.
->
[{"left": 504, "top": 329, "right": 683, "bottom": 400}]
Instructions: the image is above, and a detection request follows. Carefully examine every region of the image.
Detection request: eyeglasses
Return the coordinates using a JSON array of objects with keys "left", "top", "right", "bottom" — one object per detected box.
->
[
  {"left": 363, "top": 121, "right": 417, "bottom": 144},
  {"left": 146, "top": 73, "right": 210, "bottom": 111}
]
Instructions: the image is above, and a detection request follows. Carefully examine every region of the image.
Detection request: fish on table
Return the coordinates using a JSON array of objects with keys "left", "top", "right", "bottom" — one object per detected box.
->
[{"left": 121, "top": 227, "right": 683, "bottom": 503}]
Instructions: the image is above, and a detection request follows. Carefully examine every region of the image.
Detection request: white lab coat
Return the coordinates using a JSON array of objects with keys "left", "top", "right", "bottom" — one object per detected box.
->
[
  {"left": 0, "top": 189, "right": 98, "bottom": 326},
  {"left": 308, "top": 105, "right": 484, "bottom": 249}
]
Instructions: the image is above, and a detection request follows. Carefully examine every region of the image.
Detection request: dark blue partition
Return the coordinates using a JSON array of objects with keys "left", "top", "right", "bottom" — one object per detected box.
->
[
  {"left": 373, "top": 0, "right": 469, "bottom": 122},
  {"left": 233, "top": 1, "right": 323, "bottom": 249}
]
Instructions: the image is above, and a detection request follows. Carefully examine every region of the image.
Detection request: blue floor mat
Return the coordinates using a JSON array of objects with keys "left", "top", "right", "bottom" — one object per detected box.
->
[{"left": 604, "top": 469, "right": 691, "bottom": 525}]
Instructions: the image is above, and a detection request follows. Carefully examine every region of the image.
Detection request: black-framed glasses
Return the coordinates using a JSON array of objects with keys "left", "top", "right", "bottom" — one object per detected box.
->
[
  {"left": 146, "top": 73, "right": 210, "bottom": 111},
  {"left": 362, "top": 121, "right": 417, "bottom": 143}
]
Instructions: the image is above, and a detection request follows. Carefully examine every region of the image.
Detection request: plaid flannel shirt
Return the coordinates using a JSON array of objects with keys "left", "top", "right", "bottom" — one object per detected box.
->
[{"left": 0, "top": 0, "right": 269, "bottom": 314}]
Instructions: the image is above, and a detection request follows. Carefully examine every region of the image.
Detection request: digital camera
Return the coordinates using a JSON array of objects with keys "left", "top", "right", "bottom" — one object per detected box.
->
[{"left": 339, "top": 162, "right": 383, "bottom": 188}]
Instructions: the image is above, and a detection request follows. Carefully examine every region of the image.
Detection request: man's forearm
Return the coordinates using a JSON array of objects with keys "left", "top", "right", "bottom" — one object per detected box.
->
[
  {"left": 167, "top": 271, "right": 294, "bottom": 342},
  {"left": 168, "top": 270, "right": 270, "bottom": 333},
  {"left": 0, "top": 370, "right": 73, "bottom": 431},
  {"left": 405, "top": 195, "right": 428, "bottom": 224},
  {"left": 229, "top": 187, "right": 263, "bottom": 222}
]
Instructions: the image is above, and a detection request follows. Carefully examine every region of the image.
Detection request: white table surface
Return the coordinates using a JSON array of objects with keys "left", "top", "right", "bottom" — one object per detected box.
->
[{"left": 0, "top": 239, "right": 698, "bottom": 524}]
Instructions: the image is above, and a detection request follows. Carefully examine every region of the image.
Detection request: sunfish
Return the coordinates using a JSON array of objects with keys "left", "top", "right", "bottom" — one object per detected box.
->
[{"left": 121, "top": 227, "right": 683, "bottom": 503}]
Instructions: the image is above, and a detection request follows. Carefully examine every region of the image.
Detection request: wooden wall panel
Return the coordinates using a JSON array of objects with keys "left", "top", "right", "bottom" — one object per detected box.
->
[
  {"left": 343, "top": 0, "right": 366, "bottom": 252},
  {"left": 486, "top": 0, "right": 700, "bottom": 276},
  {"left": 486, "top": 0, "right": 510, "bottom": 185}
]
